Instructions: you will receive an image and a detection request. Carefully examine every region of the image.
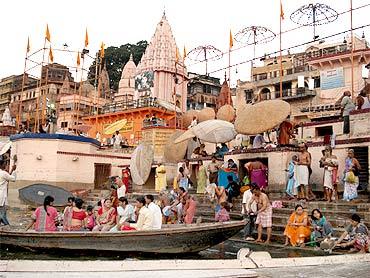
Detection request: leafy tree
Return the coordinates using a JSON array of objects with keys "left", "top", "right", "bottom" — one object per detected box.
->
[{"left": 88, "top": 40, "right": 148, "bottom": 91}]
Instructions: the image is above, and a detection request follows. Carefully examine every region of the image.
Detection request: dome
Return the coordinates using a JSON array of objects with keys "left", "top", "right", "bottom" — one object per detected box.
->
[
  {"left": 80, "top": 82, "right": 94, "bottom": 95},
  {"left": 121, "top": 54, "right": 137, "bottom": 79}
]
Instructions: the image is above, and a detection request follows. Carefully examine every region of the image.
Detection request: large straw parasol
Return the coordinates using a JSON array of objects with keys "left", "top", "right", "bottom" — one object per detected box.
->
[
  {"left": 216, "top": 104, "right": 236, "bottom": 122},
  {"left": 234, "top": 99, "right": 290, "bottom": 135},
  {"left": 0, "top": 142, "right": 11, "bottom": 156},
  {"left": 174, "top": 128, "right": 196, "bottom": 144},
  {"left": 164, "top": 131, "right": 189, "bottom": 163},
  {"left": 198, "top": 107, "right": 216, "bottom": 122},
  {"left": 193, "top": 119, "right": 237, "bottom": 143},
  {"left": 72, "top": 124, "right": 92, "bottom": 133},
  {"left": 182, "top": 110, "right": 199, "bottom": 128},
  {"left": 130, "top": 144, "right": 154, "bottom": 185},
  {"left": 103, "top": 119, "right": 127, "bottom": 135}
]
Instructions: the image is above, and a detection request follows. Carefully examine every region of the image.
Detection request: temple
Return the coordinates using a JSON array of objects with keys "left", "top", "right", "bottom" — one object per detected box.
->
[{"left": 135, "top": 13, "right": 188, "bottom": 112}]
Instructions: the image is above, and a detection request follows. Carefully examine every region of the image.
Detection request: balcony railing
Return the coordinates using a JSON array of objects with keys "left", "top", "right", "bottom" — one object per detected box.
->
[
  {"left": 102, "top": 97, "right": 161, "bottom": 114},
  {"left": 275, "top": 88, "right": 316, "bottom": 100}
]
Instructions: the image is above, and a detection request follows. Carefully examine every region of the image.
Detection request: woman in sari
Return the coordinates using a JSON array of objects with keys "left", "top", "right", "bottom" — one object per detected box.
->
[
  {"left": 284, "top": 204, "right": 311, "bottom": 247},
  {"left": 310, "top": 209, "right": 333, "bottom": 245},
  {"left": 122, "top": 167, "right": 131, "bottom": 193},
  {"left": 92, "top": 199, "right": 116, "bottom": 231},
  {"left": 69, "top": 198, "right": 87, "bottom": 231},
  {"left": 183, "top": 194, "right": 197, "bottom": 224},
  {"left": 320, "top": 146, "right": 339, "bottom": 202},
  {"left": 26, "top": 195, "right": 58, "bottom": 232},
  {"left": 196, "top": 160, "right": 207, "bottom": 194},
  {"left": 62, "top": 196, "right": 75, "bottom": 231},
  {"left": 343, "top": 149, "right": 361, "bottom": 202},
  {"left": 155, "top": 163, "right": 167, "bottom": 192}
]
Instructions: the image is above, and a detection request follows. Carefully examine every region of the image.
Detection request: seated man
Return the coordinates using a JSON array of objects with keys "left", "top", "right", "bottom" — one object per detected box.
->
[
  {"left": 226, "top": 175, "right": 240, "bottom": 206},
  {"left": 122, "top": 196, "right": 154, "bottom": 231},
  {"left": 336, "top": 214, "right": 369, "bottom": 253}
]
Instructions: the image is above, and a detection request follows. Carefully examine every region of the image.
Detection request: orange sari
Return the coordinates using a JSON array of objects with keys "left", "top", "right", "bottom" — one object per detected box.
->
[{"left": 284, "top": 212, "right": 311, "bottom": 246}]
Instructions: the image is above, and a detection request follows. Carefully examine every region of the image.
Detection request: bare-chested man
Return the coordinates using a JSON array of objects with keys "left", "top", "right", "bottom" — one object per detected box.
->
[
  {"left": 250, "top": 185, "right": 272, "bottom": 244},
  {"left": 296, "top": 143, "right": 311, "bottom": 200}
]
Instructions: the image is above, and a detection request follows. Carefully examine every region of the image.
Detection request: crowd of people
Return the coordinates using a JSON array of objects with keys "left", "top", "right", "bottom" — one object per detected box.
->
[{"left": 285, "top": 144, "right": 362, "bottom": 203}]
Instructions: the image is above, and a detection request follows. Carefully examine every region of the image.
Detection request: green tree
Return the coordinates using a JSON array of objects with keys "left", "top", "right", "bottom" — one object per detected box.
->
[{"left": 88, "top": 40, "right": 148, "bottom": 91}]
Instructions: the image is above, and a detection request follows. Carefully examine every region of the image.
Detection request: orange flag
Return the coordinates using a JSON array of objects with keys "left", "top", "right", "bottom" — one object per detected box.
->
[
  {"left": 229, "top": 30, "right": 234, "bottom": 49},
  {"left": 49, "top": 47, "right": 54, "bottom": 63},
  {"left": 280, "top": 1, "right": 285, "bottom": 20},
  {"left": 100, "top": 42, "right": 105, "bottom": 58},
  {"left": 77, "top": 51, "right": 81, "bottom": 66},
  {"left": 183, "top": 45, "right": 187, "bottom": 61},
  {"left": 26, "top": 37, "right": 30, "bottom": 53},
  {"left": 45, "top": 24, "right": 51, "bottom": 42},
  {"left": 84, "top": 28, "right": 89, "bottom": 48}
]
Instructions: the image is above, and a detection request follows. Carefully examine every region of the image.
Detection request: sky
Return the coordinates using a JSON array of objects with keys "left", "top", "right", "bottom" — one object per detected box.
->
[{"left": 1, "top": 0, "right": 369, "bottom": 87}]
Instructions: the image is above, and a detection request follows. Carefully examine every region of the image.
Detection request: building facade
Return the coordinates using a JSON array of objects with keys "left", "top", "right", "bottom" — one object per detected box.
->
[
  {"left": 187, "top": 72, "right": 221, "bottom": 110},
  {"left": 236, "top": 35, "right": 369, "bottom": 122}
]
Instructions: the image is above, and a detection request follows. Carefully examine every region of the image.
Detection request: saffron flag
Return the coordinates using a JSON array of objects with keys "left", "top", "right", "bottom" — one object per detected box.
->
[
  {"left": 280, "top": 1, "right": 285, "bottom": 20},
  {"left": 77, "top": 51, "right": 81, "bottom": 66},
  {"left": 183, "top": 45, "right": 187, "bottom": 60},
  {"left": 26, "top": 37, "right": 30, "bottom": 53},
  {"left": 45, "top": 24, "right": 51, "bottom": 42},
  {"left": 229, "top": 30, "right": 233, "bottom": 49},
  {"left": 100, "top": 42, "right": 105, "bottom": 58},
  {"left": 85, "top": 28, "right": 89, "bottom": 48},
  {"left": 49, "top": 47, "right": 54, "bottom": 63}
]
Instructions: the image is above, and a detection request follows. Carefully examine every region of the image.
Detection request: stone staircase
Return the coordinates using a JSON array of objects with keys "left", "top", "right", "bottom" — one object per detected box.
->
[{"left": 82, "top": 188, "right": 370, "bottom": 244}]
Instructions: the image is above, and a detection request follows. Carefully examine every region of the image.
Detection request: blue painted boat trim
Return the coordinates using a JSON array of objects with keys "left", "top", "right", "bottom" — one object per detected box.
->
[{"left": 10, "top": 133, "right": 100, "bottom": 147}]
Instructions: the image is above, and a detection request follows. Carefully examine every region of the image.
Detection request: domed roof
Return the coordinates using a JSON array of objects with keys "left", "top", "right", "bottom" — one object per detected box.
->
[
  {"left": 121, "top": 54, "right": 137, "bottom": 79},
  {"left": 80, "top": 82, "right": 94, "bottom": 95}
]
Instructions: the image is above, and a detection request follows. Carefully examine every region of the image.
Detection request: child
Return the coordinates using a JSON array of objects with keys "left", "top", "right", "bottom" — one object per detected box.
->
[
  {"left": 215, "top": 202, "right": 230, "bottom": 222},
  {"left": 286, "top": 155, "right": 298, "bottom": 199},
  {"left": 85, "top": 205, "right": 95, "bottom": 231}
]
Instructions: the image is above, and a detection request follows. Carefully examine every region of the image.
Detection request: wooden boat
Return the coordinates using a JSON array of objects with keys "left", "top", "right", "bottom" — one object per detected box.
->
[{"left": 0, "top": 221, "right": 244, "bottom": 254}]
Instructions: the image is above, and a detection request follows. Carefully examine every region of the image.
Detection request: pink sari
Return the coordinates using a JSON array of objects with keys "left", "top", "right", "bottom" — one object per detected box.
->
[
  {"left": 62, "top": 206, "right": 73, "bottom": 231},
  {"left": 184, "top": 198, "right": 196, "bottom": 224},
  {"left": 33, "top": 206, "right": 58, "bottom": 232}
]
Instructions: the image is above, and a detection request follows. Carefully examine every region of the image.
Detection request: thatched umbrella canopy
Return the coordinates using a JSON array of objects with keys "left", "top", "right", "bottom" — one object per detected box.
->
[
  {"left": 164, "top": 131, "right": 189, "bottom": 163},
  {"left": 193, "top": 119, "right": 236, "bottom": 143},
  {"left": 130, "top": 144, "right": 153, "bottom": 185},
  {"left": 216, "top": 104, "right": 236, "bottom": 122},
  {"left": 234, "top": 99, "right": 290, "bottom": 135},
  {"left": 198, "top": 107, "right": 216, "bottom": 122},
  {"left": 182, "top": 110, "right": 199, "bottom": 128}
]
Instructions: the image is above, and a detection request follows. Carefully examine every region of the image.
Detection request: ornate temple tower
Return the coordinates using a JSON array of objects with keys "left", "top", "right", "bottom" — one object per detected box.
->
[
  {"left": 136, "top": 13, "right": 188, "bottom": 112},
  {"left": 116, "top": 54, "right": 136, "bottom": 102},
  {"left": 98, "top": 66, "right": 110, "bottom": 98},
  {"left": 217, "top": 78, "right": 233, "bottom": 110}
]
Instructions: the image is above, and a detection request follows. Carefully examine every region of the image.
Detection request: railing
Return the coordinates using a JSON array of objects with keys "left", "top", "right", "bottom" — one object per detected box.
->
[
  {"left": 102, "top": 97, "right": 160, "bottom": 114},
  {"left": 275, "top": 88, "right": 316, "bottom": 99}
]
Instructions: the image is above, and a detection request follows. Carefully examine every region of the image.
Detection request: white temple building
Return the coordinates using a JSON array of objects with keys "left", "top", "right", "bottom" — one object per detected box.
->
[
  {"left": 116, "top": 54, "right": 137, "bottom": 102},
  {"left": 135, "top": 13, "right": 188, "bottom": 112}
]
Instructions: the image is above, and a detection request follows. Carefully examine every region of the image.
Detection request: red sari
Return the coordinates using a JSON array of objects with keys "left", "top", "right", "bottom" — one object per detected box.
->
[{"left": 122, "top": 169, "right": 131, "bottom": 193}]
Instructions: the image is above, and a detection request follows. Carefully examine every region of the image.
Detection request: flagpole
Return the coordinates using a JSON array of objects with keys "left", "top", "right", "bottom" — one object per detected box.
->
[
  {"left": 279, "top": 0, "right": 283, "bottom": 98},
  {"left": 350, "top": 0, "right": 354, "bottom": 100},
  {"left": 35, "top": 36, "right": 47, "bottom": 132},
  {"left": 75, "top": 54, "right": 85, "bottom": 129},
  {"left": 17, "top": 38, "right": 29, "bottom": 131}
]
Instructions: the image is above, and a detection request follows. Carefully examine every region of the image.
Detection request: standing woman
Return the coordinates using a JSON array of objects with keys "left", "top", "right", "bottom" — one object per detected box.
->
[
  {"left": 343, "top": 149, "right": 361, "bottom": 202},
  {"left": 26, "top": 195, "right": 58, "bottom": 232},
  {"left": 320, "top": 146, "right": 339, "bottom": 202},
  {"left": 122, "top": 167, "right": 131, "bottom": 194},
  {"left": 196, "top": 160, "right": 207, "bottom": 194},
  {"left": 155, "top": 163, "right": 167, "bottom": 192}
]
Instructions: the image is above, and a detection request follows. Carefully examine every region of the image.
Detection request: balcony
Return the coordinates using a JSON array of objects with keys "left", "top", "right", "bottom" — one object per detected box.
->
[{"left": 276, "top": 88, "right": 316, "bottom": 100}]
